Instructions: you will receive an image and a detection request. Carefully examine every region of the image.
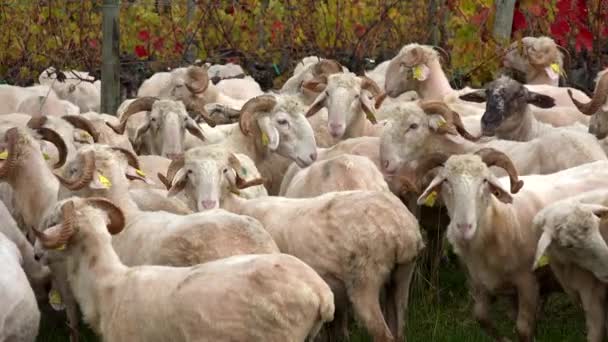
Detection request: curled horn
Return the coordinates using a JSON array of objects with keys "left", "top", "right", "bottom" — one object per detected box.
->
[
  {"left": 62, "top": 115, "right": 100, "bottom": 142},
  {"left": 311, "top": 59, "right": 343, "bottom": 77},
  {"left": 374, "top": 92, "right": 387, "bottom": 109},
  {"left": 432, "top": 45, "right": 450, "bottom": 66},
  {"left": 238, "top": 95, "right": 277, "bottom": 135},
  {"left": 86, "top": 198, "right": 125, "bottom": 235},
  {"left": 360, "top": 76, "right": 382, "bottom": 97},
  {"left": 54, "top": 151, "right": 96, "bottom": 191},
  {"left": 111, "top": 147, "right": 140, "bottom": 169},
  {"left": 37, "top": 127, "right": 68, "bottom": 169},
  {"left": 0, "top": 128, "right": 21, "bottom": 178},
  {"left": 420, "top": 101, "right": 479, "bottom": 141},
  {"left": 184, "top": 98, "right": 216, "bottom": 127},
  {"left": 108, "top": 97, "right": 159, "bottom": 134},
  {"left": 474, "top": 148, "right": 524, "bottom": 194},
  {"left": 32, "top": 200, "right": 76, "bottom": 249},
  {"left": 568, "top": 72, "right": 608, "bottom": 115},
  {"left": 162, "top": 156, "right": 185, "bottom": 188},
  {"left": 227, "top": 153, "right": 266, "bottom": 189},
  {"left": 185, "top": 66, "right": 209, "bottom": 95}
]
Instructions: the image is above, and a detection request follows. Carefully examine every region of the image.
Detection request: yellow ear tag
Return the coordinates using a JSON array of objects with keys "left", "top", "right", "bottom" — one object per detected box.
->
[
  {"left": 80, "top": 131, "right": 92, "bottom": 140},
  {"left": 437, "top": 118, "right": 447, "bottom": 128},
  {"left": 135, "top": 169, "right": 146, "bottom": 177},
  {"left": 49, "top": 289, "right": 62, "bottom": 306},
  {"left": 413, "top": 65, "right": 424, "bottom": 81},
  {"left": 43, "top": 153, "right": 50, "bottom": 160},
  {"left": 0, "top": 151, "right": 8, "bottom": 160},
  {"left": 537, "top": 254, "right": 550, "bottom": 268},
  {"left": 261, "top": 132, "right": 269, "bottom": 146},
  {"left": 98, "top": 174, "right": 112, "bottom": 188},
  {"left": 55, "top": 244, "right": 66, "bottom": 251},
  {"left": 550, "top": 63, "right": 561, "bottom": 75},
  {"left": 424, "top": 191, "right": 437, "bottom": 207}
]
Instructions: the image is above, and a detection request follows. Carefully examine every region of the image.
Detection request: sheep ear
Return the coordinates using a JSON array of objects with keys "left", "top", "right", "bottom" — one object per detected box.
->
[
  {"left": 581, "top": 204, "right": 608, "bottom": 220},
  {"left": 417, "top": 176, "right": 444, "bottom": 206},
  {"left": 302, "top": 78, "right": 327, "bottom": 93},
  {"left": 257, "top": 116, "right": 279, "bottom": 150},
  {"left": 533, "top": 231, "right": 552, "bottom": 270},
  {"left": 186, "top": 118, "right": 206, "bottom": 142},
  {"left": 526, "top": 92, "right": 555, "bottom": 108},
  {"left": 360, "top": 90, "right": 378, "bottom": 124},
  {"left": 168, "top": 168, "right": 187, "bottom": 197},
  {"left": 486, "top": 176, "right": 512, "bottom": 204},
  {"left": 459, "top": 90, "right": 486, "bottom": 103}
]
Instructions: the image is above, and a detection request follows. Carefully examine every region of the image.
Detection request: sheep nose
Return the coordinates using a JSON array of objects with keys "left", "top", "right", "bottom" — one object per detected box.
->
[
  {"left": 329, "top": 123, "right": 343, "bottom": 131},
  {"left": 201, "top": 200, "right": 217, "bottom": 209},
  {"left": 34, "top": 252, "right": 42, "bottom": 261},
  {"left": 309, "top": 151, "right": 317, "bottom": 162},
  {"left": 166, "top": 153, "right": 183, "bottom": 161},
  {"left": 457, "top": 223, "right": 472, "bottom": 232}
]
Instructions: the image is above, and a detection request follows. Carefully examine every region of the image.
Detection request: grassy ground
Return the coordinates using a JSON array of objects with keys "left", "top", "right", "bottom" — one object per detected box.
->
[{"left": 36, "top": 257, "right": 586, "bottom": 342}]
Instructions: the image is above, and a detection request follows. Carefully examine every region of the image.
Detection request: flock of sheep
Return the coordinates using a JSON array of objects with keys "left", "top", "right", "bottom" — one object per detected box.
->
[{"left": 1, "top": 35, "right": 608, "bottom": 342}]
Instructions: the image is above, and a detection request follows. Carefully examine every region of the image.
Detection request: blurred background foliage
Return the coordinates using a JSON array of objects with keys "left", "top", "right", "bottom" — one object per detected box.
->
[{"left": 0, "top": 0, "right": 606, "bottom": 93}]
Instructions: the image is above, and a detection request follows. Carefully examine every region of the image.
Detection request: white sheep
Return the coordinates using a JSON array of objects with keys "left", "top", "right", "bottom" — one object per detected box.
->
[
  {"left": 33, "top": 197, "right": 335, "bottom": 342},
  {"left": 38, "top": 67, "right": 101, "bottom": 112},
  {"left": 414, "top": 151, "right": 608, "bottom": 341},
  {"left": 503, "top": 36, "right": 566, "bottom": 86},
  {"left": 568, "top": 68, "right": 608, "bottom": 139}
]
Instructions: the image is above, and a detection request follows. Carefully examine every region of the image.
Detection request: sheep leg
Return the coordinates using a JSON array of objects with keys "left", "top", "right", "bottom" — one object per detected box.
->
[
  {"left": 349, "top": 281, "right": 394, "bottom": 342},
  {"left": 514, "top": 274, "right": 539, "bottom": 342},
  {"left": 385, "top": 262, "right": 416, "bottom": 341},
  {"left": 579, "top": 281, "right": 606, "bottom": 342},
  {"left": 472, "top": 285, "right": 505, "bottom": 341}
]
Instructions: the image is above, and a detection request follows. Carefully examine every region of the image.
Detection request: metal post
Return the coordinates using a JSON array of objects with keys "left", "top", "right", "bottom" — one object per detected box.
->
[
  {"left": 493, "top": 0, "right": 516, "bottom": 42},
  {"left": 101, "top": 0, "right": 120, "bottom": 115},
  {"left": 185, "top": 0, "right": 195, "bottom": 63}
]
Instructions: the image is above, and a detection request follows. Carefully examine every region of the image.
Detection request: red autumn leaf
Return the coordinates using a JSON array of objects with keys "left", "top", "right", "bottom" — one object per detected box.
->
[
  {"left": 173, "top": 42, "right": 184, "bottom": 54},
  {"left": 227, "top": 57, "right": 239, "bottom": 64},
  {"left": 470, "top": 7, "right": 489, "bottom": 26},
  {"left": 134, "top": 45, "right": 148, "bottom": 58},
  {"left": 512, "top": 9, "right": 527, "bottom": 31},
  {"left": 556, "top": 0, "right": 572, "bottom": 15},
  {"left": 152, "top": 38, "right": 164, "bottom": 51},
  {"left": 603, "top": 26, "right": 608, "bottom": 38},
  {"left": 225, "top": 5, "right": 235, "bottom": 15},
  {"left": 354, "top": 23, "right": 366, "bottom": 38},
  {"left": 551, "top": 19, "right": 570, "bottom": 44},
  {"left": 271, "top": 20, "right": 284, "bottom": 31},
  {"left": 575, "top": 26, "right": 593, "bottom": 52},
  {"left": 137, "top": 30, "right": 150, "bottom": 42},
  {"left": 88, "top": 39, "right": 98, "bottom": 49},
  {"left": 527, "top": 4, "right": 544, "bottom": 17}
]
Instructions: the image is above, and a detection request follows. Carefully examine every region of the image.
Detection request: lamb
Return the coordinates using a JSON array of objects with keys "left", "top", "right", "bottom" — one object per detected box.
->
[
  {"left": 459, "top": 75, "right": 590, "bottom": 140},
  {"left": 279, "top": 154, "right": 389, "bottom": 198},
  {"left": 33, "top": 197, "right": 334, "bottom": 342},
  {"left": 503, "top": 36, "right": 567, "bottom": 86},
  {"left": 379, "top": 101, "right": 607, "bottom": 178},
  {"left": 0, "top": 231, "right": 40, "bottom": 342},
  {"left": 532, "top": 190, "right": 608, "bottom": 342},
  {"left": 568, "top": 68, "right": 608, "bottom": 139},
  {"left": 412, "top": 150, "right": 608, "bottom": 341},
  {"left": 38, "top": 67, "right": 101, "bottom": 112},
  {"left": 305, "top": 72, "right": 386, "bottom": 140},
  {"left": 165, "top": 157, "right": 424, "bottom": 341},
  {"left": 188, "top": 94, "right": 318, "bottom": 195}
]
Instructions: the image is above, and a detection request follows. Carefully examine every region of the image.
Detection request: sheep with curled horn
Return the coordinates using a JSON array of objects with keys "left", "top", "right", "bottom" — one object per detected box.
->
[
  {"left": 280, "top": 58, "right": 346, "bottom": 105},
  {"left": 568, "top": 69, "right": 608, "bottom": 139},
  {"left": 32, "top": 196, "right": 335, "bottom": 342},
  {"left": 503, "top": 36, "right": 570, "bottom": 86},
  {"left": 415, "top": 150, "right": 608, "bottom": 342},
  {"left": 379, "top": 99, "right": 607, "bottom": 179},
  {"left": 188, "top": 93, "right": 318, "bottom": 195}
]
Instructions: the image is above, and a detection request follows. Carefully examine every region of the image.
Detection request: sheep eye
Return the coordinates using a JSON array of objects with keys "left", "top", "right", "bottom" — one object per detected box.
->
[
  {"left": 354, "top": 94, "right": 360, "bottom": 99},
  {"left": 187, "top": 169, "right": 193, "bottom": 174},
  {"left": 277, "top": 119, "right": 288, "bottom": 126},
  {"left": 325, "top": 91, "right": 329, "bottom": 96},
  {"left": 409, "top": 123, "right": 419, "bottom": 130},
  {"left": 150, "top": 118, "right": 157, "bottom": 122},
  {"left": 222, "top": 168, "right": 229, "bottom": 174}
]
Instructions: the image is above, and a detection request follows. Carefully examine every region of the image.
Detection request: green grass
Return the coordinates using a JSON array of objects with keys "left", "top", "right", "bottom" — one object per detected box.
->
[{"left": 36, "top": 259, "right": 586, "bottom": 342}]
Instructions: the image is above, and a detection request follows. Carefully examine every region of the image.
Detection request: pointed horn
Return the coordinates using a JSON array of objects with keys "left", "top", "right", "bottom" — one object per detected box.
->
[
  {"left": 86, "top": 198, "right": 125, "bottom": 235},
  {"left": 37, "top": 127, "right": 68, "bottom": 169},
  {"left": 568, "top": 72, "right": 608, "bottom": 115},
  {"left": 33, "top": 200, "right": 76, "bottom": 249},
  {"left": 164, "top": 155, "right": 185, "bottom": 186},
  {"left": 108, "top": 97, "right": 158, "bottom": 134},
  {"left": 184, "top": 98, "right": 216, "bottom": 127},
  {"left": 54, "top": 151, "right": 96, "bottom": 191},
  {"left": 374, "top": 92, "right": 387, "bottom": 109},
  {"left": 227, "top": 153, "right": 266, "bottom": 189},
  {"left": 474, "top": 148, "right": 524, "bottom": 193},
  {"left": 420, "top": 101, "right": 479, "bottom": 141},
  {"left": 360, "top": 76, "right": 382, "bottom": 97},
  {"left": 414, "top": 152, "right": 450, "bottom": 184},
  {"left": 432, "top": 46, "right": 450, "bottom": 65},
  {"left": 0, "top": 127, "right": 21, "bottom": 178},
  {"left": 111, "top": 147, "right": 140, "bottom": 169},
  {"left": 238, "top": 95, "right": 277, "bottom": 135},
  {"left": 185, "top": 66, "right": 209, "bottom": 94},
  {"left": 61, "top": 115, "right": 100, "bottom": 142}
]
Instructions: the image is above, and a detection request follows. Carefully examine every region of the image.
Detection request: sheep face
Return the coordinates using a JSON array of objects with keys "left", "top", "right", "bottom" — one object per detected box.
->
[
  {"left": 384, "top": 44, "right": 438, "bottom": 98},
  {"left": 460, "top": 76, "right": 555, "bottom": 136},
  {"left": 418, "top": 155, "right": 513, "bottom": 241},
  {"left": 136, "top": 100, "right": 205, "bottom": 159},
  {"left": 379, "top": 103, "right": 447, "bottom": 175},
  {"left": 534, "top": 202, "right": 608, "bottom": 282},
  {"left": 171, "top": 159, "right": 224, "bottom": 211},
  {"left": 503, "top": 36, "right": 563, "bottom": 83}
]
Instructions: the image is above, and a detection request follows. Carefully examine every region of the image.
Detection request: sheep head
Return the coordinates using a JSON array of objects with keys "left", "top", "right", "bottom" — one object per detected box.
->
[
  {"left": 239, "top": 94, "right": 318, "bottom": 168},
  {"left": 417, "top": 150, "right": 522, "bottom": 241},
  {"left": 384, "top": 43, "right": 442, "bottom": 98},
  {"left": 305, "top": 72, "right": 382, "bottom": 139},
  {"left": 108, "top": 98, "right": 207, "bottom": 160},
  {"left": 460, "top": 76, "right": 555, "bottom": 137},
  {"left": 503, "top": 36, "right": 566, "bottom": 84},
  {"left": 33, "top": 197, "right": 124, "bottom": 257},
  {"left": 533, "top": 200, "right": 608, "bottom": 282},
  {"left": 379, "top": 101, "right": 477, "bottom": 176},
  {"left": 159, "top": 151, "right": 266, "bottom": 211},
  {"left": 300, "top": 59, "right": 344, "bottom": 98}
]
